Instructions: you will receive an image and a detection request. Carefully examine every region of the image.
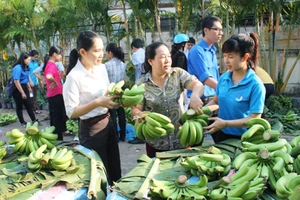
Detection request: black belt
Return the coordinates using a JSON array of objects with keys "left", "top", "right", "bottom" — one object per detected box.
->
[{"left": 82, "top": 112, "right": 110, "bottom": 124}]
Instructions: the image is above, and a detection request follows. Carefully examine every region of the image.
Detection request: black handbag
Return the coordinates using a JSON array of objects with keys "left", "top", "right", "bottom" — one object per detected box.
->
[{"left": 6, "top": 78, "right": 16, "bottom": 97}]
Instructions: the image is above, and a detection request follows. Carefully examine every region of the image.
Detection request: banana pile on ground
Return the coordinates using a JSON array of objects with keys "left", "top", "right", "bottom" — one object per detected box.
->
[
  {"left": 28, "top": 144, "right": 74, "bottom": 171},
  {"left": 0, "top": 141, "right": 6, "bottom": 163},
  {"left": 180, "top": 150, "right": 231, "bottom": 181},
  {"left": 178, "top": 107, "right": 211, "bottom": 147},
  {"left": 210, "top": 165, "right": 267, "bottom": 199},
  {"left": 6, "top": 122, "right": 58, "bottom": 155},
  {"left": 233, "top": 148, "right": 294, "bottom": 191},
  {"left": 108, "top": 80, "right": 145, "bottom": 107},
  {"left": 281, "top": 110, "right": 299, "bottom": 124},
  {"left": 241, "top": 118, "right": 291, "bottom": 152},
  {"left": 148, "top": 175, "right": 209, "bottom": 199},
  {"left": 66, "top": 119, "right": 78, "bottom": 135},
  {"left": 291, "top": 135, "right": 300, "bottom": 174},
  {"left": 134, "top": 112, "right": 174, "bottom": 140},
  {"left": 275, "top": 173, "right": 300, "bottom": 199},
  {"left": 0, "top": 113, "right": 18, "bottom": 126}
]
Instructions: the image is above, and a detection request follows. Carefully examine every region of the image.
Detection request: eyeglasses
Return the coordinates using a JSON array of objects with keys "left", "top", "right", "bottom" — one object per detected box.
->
[{"left": 209, "top": 27, "right": 224, "bottom": 33}]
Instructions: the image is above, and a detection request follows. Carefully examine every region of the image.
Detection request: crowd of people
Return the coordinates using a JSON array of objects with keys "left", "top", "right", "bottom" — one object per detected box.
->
[{"left": 8, "top": 15, "right": 275, "bottom": 184}]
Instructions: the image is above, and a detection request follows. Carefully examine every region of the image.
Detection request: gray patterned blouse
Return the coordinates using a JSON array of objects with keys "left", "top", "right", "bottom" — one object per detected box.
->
[{"left": 137, "top": 67, "right": 195, "bottom": 150}]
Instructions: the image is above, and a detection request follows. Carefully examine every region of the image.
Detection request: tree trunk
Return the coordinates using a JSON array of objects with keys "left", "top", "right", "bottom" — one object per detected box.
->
[
  {"left": 134, "top": 15, "right": 138, "bottom": 39},
  {"left": 154, "top": 0, "right": 163, "bottom": 41},
  {"left": 121, "top": 0, "right": 132, "bottom": 60},
  {"left": 268, "top": 11, "right": 274, "bottom": 81}
]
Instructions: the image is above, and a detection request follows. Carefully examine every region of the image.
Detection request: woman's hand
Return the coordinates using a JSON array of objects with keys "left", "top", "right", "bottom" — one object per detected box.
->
[
  {"left": 49, "top": 81, "right": 59, "bottom": 90},
  {"left": 203, "top": 117, "right": 227, "bottom": 134},
  {"left": 189, "top": 93, "right": 204, "bottom": 114},
  {"left": 21, "top": 92, "right": 27, "bottom": 99},
  {"left": 98, "top": 95, "right": 118, "bottom": 109}
]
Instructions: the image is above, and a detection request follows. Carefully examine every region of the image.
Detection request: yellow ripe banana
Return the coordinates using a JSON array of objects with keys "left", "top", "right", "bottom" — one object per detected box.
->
[
  {"left": 34, "top": 144, "right": 48, "bottom": 159},
  {"left": 28, "top": 151, "right": 40, "bottom": 163},
  {"left": 6, "top": 131, "right": 13, "bottom": 138},
  {"left": 107, "top": 82, "right": 116, "bottom": 93},
  {"left": 13, "top": 138, "right": 26, "bottom": 153},
  {"left": 148, "top": 112, "right": 171, "bottom": 124},
  {"left": 52, "top": 150, "right": 73, "bottom": 165},
  {"left": 145, "top": 115, "right": 162, "bottom": 127},
  {"left": 40, "top": 137, "right": 55, "bottom": 149},
  {"left": 8, "top": 136, "right": 24, "bottom": 145}
]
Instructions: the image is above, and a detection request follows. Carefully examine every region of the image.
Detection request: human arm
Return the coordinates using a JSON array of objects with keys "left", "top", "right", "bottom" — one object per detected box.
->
[
  {"left": 33, "top": 65, "right": 45, "bottom": 86},
  {"left": 203, "top": 77, "right": 218, "bottom": 90},
  {"left": 203, "top": 114, "right": 262, "bottom": 135},
  {"left": 13, "top": 80, "right": 26, "bottom": 99},
  {"left": 185, "top": 79, "right": 204, "bottom": 113}
]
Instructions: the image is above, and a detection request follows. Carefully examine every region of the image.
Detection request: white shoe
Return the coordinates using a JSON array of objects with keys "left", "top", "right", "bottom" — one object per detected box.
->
[{"left": 73, "top": 136, "right": 79, "bottom": 141}]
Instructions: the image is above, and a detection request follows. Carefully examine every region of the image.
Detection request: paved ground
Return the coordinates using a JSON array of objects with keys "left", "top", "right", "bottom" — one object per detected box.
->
[{"left": 0, "top": 108, "right": 146, "bottom": 176}]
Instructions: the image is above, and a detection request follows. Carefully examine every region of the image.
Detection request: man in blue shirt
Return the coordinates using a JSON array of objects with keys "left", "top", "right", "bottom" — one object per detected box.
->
[{"left": 188, "top": 16, "right": 223, "bottom": 104}]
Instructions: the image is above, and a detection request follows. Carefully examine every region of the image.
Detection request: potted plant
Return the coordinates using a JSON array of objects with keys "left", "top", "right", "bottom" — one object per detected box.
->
[{"left": 36, "top": 88, "right": 47, "bottom": 110}]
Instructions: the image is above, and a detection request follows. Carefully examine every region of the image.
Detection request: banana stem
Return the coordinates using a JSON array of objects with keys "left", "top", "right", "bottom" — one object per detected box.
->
[
  {"left": 263, "top": 130, "right": 281, "bottom": 142},
  {"left": 40, "top": 154, "right": 50, "bottom": 166},
  {"left": 212, "top": 176, "right": 231, "bottom": 189},
  {"left": 87, "top": 158, "right": 99, "bottom": 199},
  {"left": 175, "top": 175, "right": 188, "bottom": 188},
  {"left": 258, "top": 148, "right": 270, "bottom": 161}
]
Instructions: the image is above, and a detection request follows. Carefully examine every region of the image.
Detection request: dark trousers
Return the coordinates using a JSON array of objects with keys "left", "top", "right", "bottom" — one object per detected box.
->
[
  {"left": 12, "top": 84, "right": 36, "bottom": 124},
  {"left": 264, "top": 83, "right": 275, "bottom": 101},
  {"left": 146, "top": 142, "right": 165, "bottom": 158},
  {"left": 30, "top": 85, "right": 38, "bottom": 111},
  {"left": 211, "top": 130, "right": 241, "bottom": 144},
  {"left": 110, "top": 107, "right": 126, "bottom": 140},
  {"left": 79, "top": 118, "right": 121, "bottom": 184},
  {"left": 48, "top": 94, "right": 66, "bottom": 140}
]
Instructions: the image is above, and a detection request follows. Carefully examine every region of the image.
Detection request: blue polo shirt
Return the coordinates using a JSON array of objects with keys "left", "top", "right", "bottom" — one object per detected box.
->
[
  {"left": 217, "top": 68, "right": 266, "bottom": 136},
  {"left": 187, "top": 40, "right": 219, "bottom": 98},
  {"left": 12, "top": 64, "right": 29, "bottom": 84},
  {"left": 28, "top": 60, "right": 39, "bottom": 85}
]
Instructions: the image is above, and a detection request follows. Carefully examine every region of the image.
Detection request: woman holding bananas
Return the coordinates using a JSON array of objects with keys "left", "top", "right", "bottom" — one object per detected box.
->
[
  {"left": 132, "top": 42, "right": 205, "bottom": 158},
  {"left": 204, "top": 32, "right": 266, "bottom": 143},
  {"left": 63, "top": 31, "right": 121, "bottom": 184}
]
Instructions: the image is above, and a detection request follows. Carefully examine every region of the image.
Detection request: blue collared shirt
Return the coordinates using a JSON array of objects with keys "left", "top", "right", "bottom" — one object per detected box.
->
[
  {"left": 105, "top": 58, "right": 126, "bottom": 83},
  {"left": 187, "top": 40, "right": 219, "bottom": 98},
  {"left": 12, "top": 64, "right": 29, "bottom": 84},
  {"left": 28, "top": 60, "right": 39, "bottom": 85},
  {"left": 217, "top": 68, "right": 266, "bottom": 136}
]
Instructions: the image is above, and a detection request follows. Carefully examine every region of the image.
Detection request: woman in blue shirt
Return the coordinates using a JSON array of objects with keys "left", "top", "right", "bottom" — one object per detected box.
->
[
  {"left": 204, "top": 32, "right": 266, "bottom": 143},
  {"left": 12, "top": 52, "right": 38, "bottom": 127}
]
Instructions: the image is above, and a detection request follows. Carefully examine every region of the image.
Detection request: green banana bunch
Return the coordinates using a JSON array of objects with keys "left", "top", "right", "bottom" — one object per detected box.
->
[
  {"left": 0, "top": 147, "right": 7, "bottom": 163},
  {"left": 121, "top": 84, "right": 145, "bottom": 107},
  {"left": 148, "top": 175, "right": 209, "bottom": 199},
  {"left": 0, "top": 113, "right": 17, "bottom": 126},
  {"left": 66, "top": 119, "right": 79, "bottom": 136},
  {"left": 181, "top": 152, "right": 231, "bottom": 181},
  {"left": 282, "top": 110, "right": 298, "bottom": 124},
  {"left": 5, "top": 125, "right": 58, "bottom": 155},
  {"left": 276, "top": 173, "right": 300, "bottom": 199},
  {"left": 134, "top": 112, "right": 174, "bottom": 141},
  {"left": 180, "top": 108, "right": 210, "bottom": 125},
  {"left": 27, "top": 144, "right": 48, "bottom": 171},
  {"left": 178, "top": 119, "right": 205, "bottom": 147},
  {"left": 291, "top": 135, "right": 300, "bottom": 158},
  {"left": 49, "top": 147, "right": 74, "bottom": 170},
  {"left": 210, "top": 165, "right": 267, "bottom": 200},
  {"left": 293, "top": 155, "right": 300, "bottom": 174}
]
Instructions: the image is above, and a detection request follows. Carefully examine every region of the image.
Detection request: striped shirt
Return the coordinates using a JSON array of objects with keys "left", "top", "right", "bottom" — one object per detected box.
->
[{"left": 105, "top": 58, "right": 126, "bottom": 83}]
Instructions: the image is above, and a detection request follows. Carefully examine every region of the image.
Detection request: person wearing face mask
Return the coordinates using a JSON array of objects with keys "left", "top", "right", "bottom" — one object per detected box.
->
[
  {"left": 63, "top": 31, "right": 121, "bottom": 184},
  {"left": 43, "top": 46, "right": 67, "bottom": 141},
  {"left": 187, "top": 16, "right": 223, "bottom": 105},
  {"left": 11, "top": 52, "right": 38, "bottom": 127},
  {"left": 131, "top": 42, "right": 205, "bottom": 158},
  {"left": 203, "top": 32, "right": 266, "bottom": 143}
]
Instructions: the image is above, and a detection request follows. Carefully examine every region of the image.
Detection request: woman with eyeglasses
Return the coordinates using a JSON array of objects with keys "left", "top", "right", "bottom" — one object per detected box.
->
[
  {"left": 43, "top": 46, "right": 66, "bottom": 141},
  {"left": 204, "top": 32, "right": 266, "bottom": 143}
]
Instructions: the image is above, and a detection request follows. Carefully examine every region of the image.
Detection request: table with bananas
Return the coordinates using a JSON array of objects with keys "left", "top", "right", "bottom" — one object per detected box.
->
[{"left": 108, "top": 117, "right": 300, "bottom": 200}]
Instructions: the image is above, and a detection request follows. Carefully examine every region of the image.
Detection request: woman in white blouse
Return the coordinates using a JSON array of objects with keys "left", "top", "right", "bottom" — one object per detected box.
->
[{"left": 63, "top": 30, "right": 121, "bottom": 183}]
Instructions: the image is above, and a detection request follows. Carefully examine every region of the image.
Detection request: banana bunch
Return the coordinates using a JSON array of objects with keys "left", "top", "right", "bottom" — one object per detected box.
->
[
  {"left": 148, "top": 175, "right": 209, "bottom": 199},
  {"left": 0, "top": 141, "right": 6, "bottom": 163},
  {"left": 180, "top": 107, "right": 210, "bottom": 124},
  {"left": 290, "top": 135, "right": 300, "bottom": 173},
  {"left": 134, "top": 112, "right": 174, "bottom": 141},
  {"left": 6, "top": 124, "right": 58, "bottom": 155},
  {"left": 276, "top": 173, "right": 300, "bottom": 199},
  {"left": 178, "top": 120, "right": 206, "bottom": 147},
  {"left": 233, "top": 148, "right": 294, "bottom": 191},
  {"left": 180, "top": 152, "right": 231, "bottom": 181},
  {"left": 107, "top": 80, "right": 145, "bottom": 107},
  {"left": 241, "top": 118, "right": 281, "bottom": 144},
  {"left": 282, "top": 110, "right": 299, "bottom": 124},
  {"left": 210, "top": 165, "right": 267, "bottom": 200},
  {"left": 27, "top": 144, "right": 74, "bottom": 171},
  {"left": 66, "top": 119, "right": 78, "bottom": 135}
]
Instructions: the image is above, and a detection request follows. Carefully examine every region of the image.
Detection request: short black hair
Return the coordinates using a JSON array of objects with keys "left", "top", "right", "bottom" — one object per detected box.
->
[
  {"left": 202, "top": 16, "right": 222, "bottom": 37},
  {"left": 188, "top": 37, "right": 196, "bottom": 44},
  {"left": 131, "top": 39, "right": 144, "bottom": 49},
  {"left": 29, "top": 50, "right": 39, "bottom": 56}
]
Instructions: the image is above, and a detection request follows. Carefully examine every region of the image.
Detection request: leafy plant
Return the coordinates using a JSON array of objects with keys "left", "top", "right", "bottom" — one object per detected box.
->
[{"left": 36, "top": 88, "right": 47, "bottom": 106}]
